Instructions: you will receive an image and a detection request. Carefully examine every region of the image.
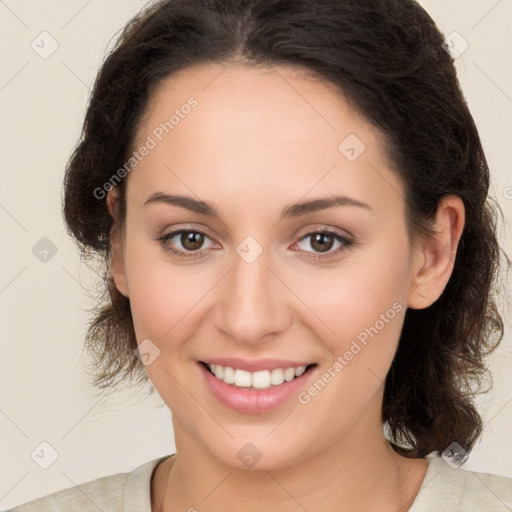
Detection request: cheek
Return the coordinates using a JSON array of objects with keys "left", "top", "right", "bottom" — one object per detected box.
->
[
  {"left": 122, "top": 236, "right": 201, "bottom": 342},
  {"left": 289, "top": 239, "right": 410, "bottom": 372},
  {"left": 288, "top": 249, "right": 408, "bottom": 440}
]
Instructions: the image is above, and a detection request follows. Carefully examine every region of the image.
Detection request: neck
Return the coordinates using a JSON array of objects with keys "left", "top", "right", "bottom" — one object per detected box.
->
[{"left": 153, "top": 418, "right": 428, "bottom": 512}]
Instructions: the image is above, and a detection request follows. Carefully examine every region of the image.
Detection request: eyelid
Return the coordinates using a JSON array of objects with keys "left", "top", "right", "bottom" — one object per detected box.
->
[
  {"left": 157, "top": 227, "right": 217, "bottom": 259},
  {"left": 294, "top": 223, "right": 353, "bottom": 240},
  {"left": 157, "top": 224, "right": 355, "bottom": 260},
  {"left": 291, "top": 228, "right": 354, "bottom": 259}
]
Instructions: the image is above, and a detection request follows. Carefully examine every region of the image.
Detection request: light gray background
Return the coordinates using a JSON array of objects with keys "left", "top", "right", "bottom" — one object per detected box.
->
[{"left": 1, "top": 0, "right": 511, "bottom": 508}]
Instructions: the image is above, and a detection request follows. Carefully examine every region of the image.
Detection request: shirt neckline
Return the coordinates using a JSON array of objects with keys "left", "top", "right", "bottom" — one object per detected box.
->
[
  {"left": 124, "top": 454, "right": 174, "bottom": 512},
  {"left": 124, "top": 453, "right": 444, "bottom": 511}
]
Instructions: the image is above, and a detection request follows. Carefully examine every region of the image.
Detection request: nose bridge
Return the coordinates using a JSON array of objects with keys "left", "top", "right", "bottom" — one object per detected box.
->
[{"left": 214, "top": 240, "right": 291, "bottom": 344}]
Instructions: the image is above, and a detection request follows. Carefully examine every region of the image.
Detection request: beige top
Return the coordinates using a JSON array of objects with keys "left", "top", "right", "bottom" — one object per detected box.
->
[{"left": 10, "top": 453, "right": 512, "bottom": 511}]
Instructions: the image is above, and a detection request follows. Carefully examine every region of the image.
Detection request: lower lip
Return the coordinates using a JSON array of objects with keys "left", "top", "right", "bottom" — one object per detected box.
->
[{"left": 198, "top": 362, "right": 316, "bottom": 414}]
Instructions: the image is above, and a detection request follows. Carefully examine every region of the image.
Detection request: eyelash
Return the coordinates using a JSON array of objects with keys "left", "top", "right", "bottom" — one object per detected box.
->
[{"left": 156, "top": 228, "right": 354, "bottom": 261}]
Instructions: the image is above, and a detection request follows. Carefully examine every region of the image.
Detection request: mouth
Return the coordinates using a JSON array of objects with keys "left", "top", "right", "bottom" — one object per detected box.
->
[{"left": 199, "top": 361, "right": 318, "bottom": 390}]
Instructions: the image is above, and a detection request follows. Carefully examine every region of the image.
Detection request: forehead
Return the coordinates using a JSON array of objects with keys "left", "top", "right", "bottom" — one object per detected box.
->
[
  {"left": 138, "top": 62, "right": 371, "bottom": 148},
  {"left": 127, "top": 62, "right": 404, "bottom": 220}
]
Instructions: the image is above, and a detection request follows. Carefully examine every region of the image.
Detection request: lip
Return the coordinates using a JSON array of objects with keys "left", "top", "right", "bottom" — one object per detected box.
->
[
  {"left": 197, "top": 360, "right": 317, "bottom": 414},
  {"left": 200, "top": 357, "right": 315, "bottom": 372}
]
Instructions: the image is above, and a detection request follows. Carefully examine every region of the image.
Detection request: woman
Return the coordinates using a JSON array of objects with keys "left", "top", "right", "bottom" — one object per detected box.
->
[{"left": 12, "top": 0, "right": 512, "bottom": 510}]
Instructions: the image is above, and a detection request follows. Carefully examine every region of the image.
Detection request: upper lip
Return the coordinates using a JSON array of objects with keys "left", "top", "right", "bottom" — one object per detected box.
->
[{"left": 199, "top": 358, "right": 316, "bottom": 372}]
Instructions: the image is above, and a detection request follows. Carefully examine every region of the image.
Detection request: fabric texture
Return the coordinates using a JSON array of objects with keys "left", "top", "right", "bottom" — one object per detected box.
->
[{"left": 10, "top": 453, "right": 512, "bottom": 511}]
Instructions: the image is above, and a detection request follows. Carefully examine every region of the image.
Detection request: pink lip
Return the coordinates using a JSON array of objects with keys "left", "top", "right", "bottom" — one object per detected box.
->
[
  {"left": 200, "top": 357, "right": 314, "bottom": 372},
  {"left": 198, "top": 361, "right": 317, "bottom": 414}
]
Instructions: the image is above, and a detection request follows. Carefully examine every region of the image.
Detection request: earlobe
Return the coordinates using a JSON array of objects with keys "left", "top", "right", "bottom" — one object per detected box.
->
[
  {"left": 407, "top": 195, "right": 465, "bottom": 310},
  {"left": 106, "top": 189, "right": 129, "bottom": 298}
]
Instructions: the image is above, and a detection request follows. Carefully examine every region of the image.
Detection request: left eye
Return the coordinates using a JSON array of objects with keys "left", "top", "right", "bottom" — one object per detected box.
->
[
  {"left": 157, "top": 229, "right": 354, "bottom": 260},
  {"left": 294, "top": 230, "right": 353, "bottom": 258}
]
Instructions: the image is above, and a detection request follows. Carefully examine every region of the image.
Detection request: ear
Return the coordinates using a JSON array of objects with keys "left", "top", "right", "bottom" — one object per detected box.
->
[
  {"left": 407, "top": 195, "right": 465, "bottom": 310},
  {"left": 106, "top": 187, "right": 129, "bottom": 298}
]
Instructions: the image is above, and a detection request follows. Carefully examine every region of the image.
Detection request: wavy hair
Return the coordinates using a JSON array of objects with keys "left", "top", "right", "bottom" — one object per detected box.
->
[{"left": 62, "top": 0, "right": 510, "bottom": 458}]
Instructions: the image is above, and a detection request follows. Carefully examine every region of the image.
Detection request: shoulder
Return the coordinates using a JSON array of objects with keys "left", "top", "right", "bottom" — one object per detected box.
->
[
  {"left": 9, "top": 456, "right": 168, "bottom": 512},
  {"left": 411, "top": 455, "right": 512, "bottom": 512},
  {"left": 9, "top": 472, "right": 127, "bottom": 512}
]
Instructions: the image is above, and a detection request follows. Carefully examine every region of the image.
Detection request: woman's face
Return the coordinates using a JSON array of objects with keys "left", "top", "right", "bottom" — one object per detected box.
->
[{"left": 110, "top": 63, "right": 423, "bottom": 469}]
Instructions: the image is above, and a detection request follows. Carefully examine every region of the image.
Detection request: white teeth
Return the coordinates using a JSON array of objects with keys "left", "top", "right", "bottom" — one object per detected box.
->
[
  {"left": 234, "top": 369, "right": 252, "bottom": 387},
  {"left": 223, "top": 366, "right": 235, "bottom": 384},
  {"left": 213, "top": 365, "right": 223, "bottom": 379},
  {"left": 252, "top": 370, "right": 271, "bottom": 389},
  {"left": 295, "top": 365, "right": 306, "bottom": 377},
  {"left": 206, "top": 363, "right": 311, "bottom": 389},
  {"left": 284, "top": 368, "right": 296, "bottom": 381},
  {"left": 270, "top": 368, "right": 285, "bottom": 385}
]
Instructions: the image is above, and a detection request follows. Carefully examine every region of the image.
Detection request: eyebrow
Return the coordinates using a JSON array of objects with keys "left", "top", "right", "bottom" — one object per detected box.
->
[{"left": 143, "top": 192, "right": 372, "bottom": 218}]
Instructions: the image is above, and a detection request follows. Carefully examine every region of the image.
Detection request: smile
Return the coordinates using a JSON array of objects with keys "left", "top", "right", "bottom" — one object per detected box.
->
[{"left": 204, "top": 362, "right": 314, "bottom": 390}]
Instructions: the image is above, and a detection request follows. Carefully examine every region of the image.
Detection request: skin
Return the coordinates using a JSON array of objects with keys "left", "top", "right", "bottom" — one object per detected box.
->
[{"left": 107, "top": 62, "right": 465, "bottom": 511}]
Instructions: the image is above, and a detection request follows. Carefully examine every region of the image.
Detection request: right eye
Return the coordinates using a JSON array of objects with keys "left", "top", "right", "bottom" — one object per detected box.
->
[{"left": 157, "top": 229, "right": 218, "bottom": 259}]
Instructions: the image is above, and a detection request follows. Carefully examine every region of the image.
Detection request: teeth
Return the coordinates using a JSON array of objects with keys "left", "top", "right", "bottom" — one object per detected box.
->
[
  {"left": 252, "top": 370, "right": 271, "bottom": 389},
  {"left": 234, "top": 369, "right": 252, "bottom": 387},
  {"left": 295, "top": 366, "right": 306, "bottom": 377},
  {"left": 206, "top": 363, "right": 308, "bottom": 390},
  {"left": 223, "top": 366, "right": 235, "bottom": 384}
]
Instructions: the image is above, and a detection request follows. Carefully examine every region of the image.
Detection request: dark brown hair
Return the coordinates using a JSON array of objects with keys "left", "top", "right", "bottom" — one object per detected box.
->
[{"left": 62, "top": 0, "right": 510, "bottom": 458}]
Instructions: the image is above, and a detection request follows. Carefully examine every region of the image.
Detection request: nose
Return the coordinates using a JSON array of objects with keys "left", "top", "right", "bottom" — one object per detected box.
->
[{"left": 212, "top": 246, "right": 292, "bottom": 346}]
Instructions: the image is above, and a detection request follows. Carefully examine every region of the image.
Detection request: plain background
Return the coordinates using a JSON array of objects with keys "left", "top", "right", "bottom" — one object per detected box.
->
[{"left": 1, "top": 0, "right": 511, "bottom": 508}]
